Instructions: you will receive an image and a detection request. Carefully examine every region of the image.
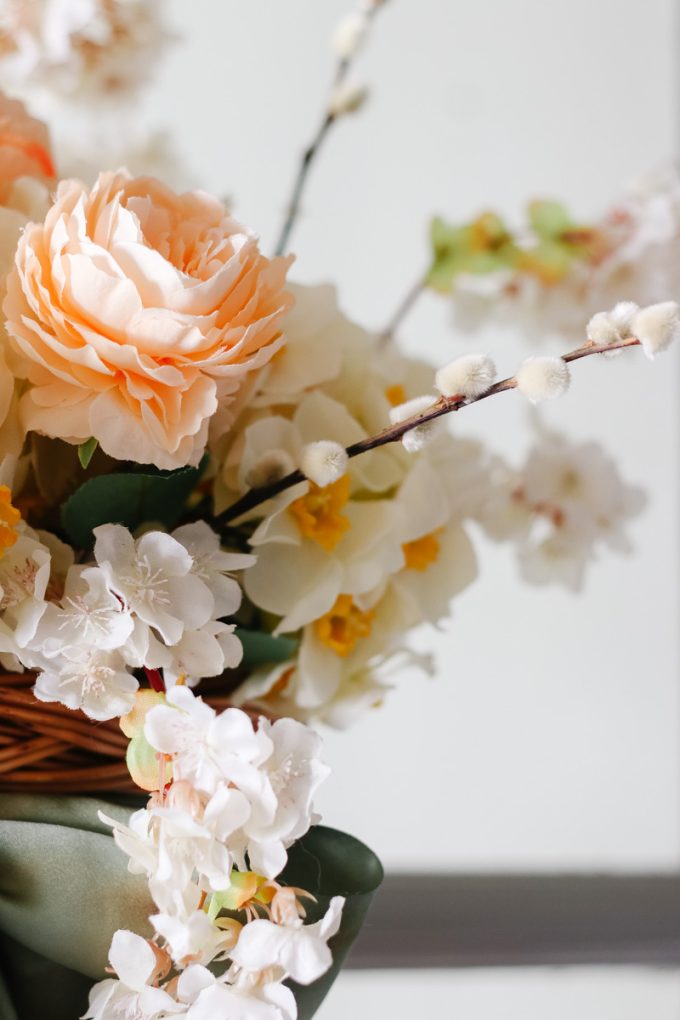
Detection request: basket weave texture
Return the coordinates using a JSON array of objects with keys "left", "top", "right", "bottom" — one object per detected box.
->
[{"left": 0, "top": 672, "right": 245, "bottom": 793}]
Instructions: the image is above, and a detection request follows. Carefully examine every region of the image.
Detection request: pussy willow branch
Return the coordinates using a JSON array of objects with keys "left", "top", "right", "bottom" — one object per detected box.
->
[
  {"left": 215, "top": 335, "right": 641, "bottom": 525},
  {"left": 274, "top": 1, "right": 389, "bottom": 257}
]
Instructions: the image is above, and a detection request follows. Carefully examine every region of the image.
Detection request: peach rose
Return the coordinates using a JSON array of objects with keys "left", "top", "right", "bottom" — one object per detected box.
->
[
  {"left": 0, "top": 91, "right": 55, "bottom": 203},
  {"left": 3, "top": 169, "right": 293, "bottom": 469}
]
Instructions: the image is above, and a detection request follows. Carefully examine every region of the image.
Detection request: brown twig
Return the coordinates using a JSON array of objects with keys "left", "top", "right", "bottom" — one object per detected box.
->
[
  {"left": 273, "top": 2, "right": 389, "bottom": 256},
  {"left": 215, "top": 336, "right": 641, "bottom": 525},
  {"left": 378, "top": 271, "right": 428, "bottom": 344}
]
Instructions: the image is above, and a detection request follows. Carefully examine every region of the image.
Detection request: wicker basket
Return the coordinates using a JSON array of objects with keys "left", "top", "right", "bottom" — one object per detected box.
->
[{"left": 0, "top": 672, "right": 254, "bottom": 794}]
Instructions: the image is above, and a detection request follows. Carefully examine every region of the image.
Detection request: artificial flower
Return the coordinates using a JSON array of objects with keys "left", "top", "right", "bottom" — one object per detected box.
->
[
  {"left": 32, "top": 646, "right": 138, "bottom": 720},
  {"left": 4, "top": 169, "right": 293, "bottom": 469},
  {"left": 0, "top": 0, "right": 172, "bottom": 101},
  {"left": 93, "top": 525, "right": 214, "bottom": 645},
  {"left": 230, "top": 896, "right": 345, "bottom": 985},
  {"left": 144, "top": 686, "right": 271, "bottom": 797},
  {"left": 0, "top": 90, "right": 55, "bottom": 201},
  {"left": 84, "top": 929, "right": 179, "bottom": 1020}
]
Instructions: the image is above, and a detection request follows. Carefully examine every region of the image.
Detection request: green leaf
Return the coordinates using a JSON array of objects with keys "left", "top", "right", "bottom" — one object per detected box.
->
[
  {"left": 77, "top": 438, "right": 98, "bottom": 470},
  {"left": 236, "top": 628, "right": 298, "bottom": 666},
  {"left": 61, "top": 460, "right": 206, "bottom": 549},
  {"left": 528, "top": 199, "right": 573, "bottom": 240}
]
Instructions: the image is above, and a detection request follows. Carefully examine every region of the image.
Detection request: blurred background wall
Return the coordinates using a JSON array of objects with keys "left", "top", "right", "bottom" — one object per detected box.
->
[{"left": 145, "top": 1, "right": 678, "bottom": 1014}]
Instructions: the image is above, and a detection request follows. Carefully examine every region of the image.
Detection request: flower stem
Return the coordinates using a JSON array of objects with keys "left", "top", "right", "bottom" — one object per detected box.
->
[
  {"left": 214, "top": 336, "right": 641, "bottom": 525},
  {"left": 275, "top": 114, "right": 334, "bottom": 257},
  {"left": 378, "top": 272, "right": 428, "bottom": 344},
  {"left": 273, "top": 2, "right": 389, "bottom": 257}
]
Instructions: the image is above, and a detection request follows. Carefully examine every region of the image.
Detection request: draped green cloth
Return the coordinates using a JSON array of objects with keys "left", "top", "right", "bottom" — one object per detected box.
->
[{"left": 0, "top": 794, "right": 383, "bottom": 1020}]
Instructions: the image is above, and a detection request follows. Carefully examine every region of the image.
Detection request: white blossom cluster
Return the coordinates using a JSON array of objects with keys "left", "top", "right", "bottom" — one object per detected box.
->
[
  {"left": 451, "top": 167, "right": 680, "bottom": 345},
  {"left": 210, "top": 284, "right": 666, "bottom": 727},
  {"left": 215, "top": 283, "right": 489, "bottom": 727},
  {"left": 0, "top": 0, "right": 172, "bottom": 102},
  {"left": 90, "top": 685, "right": 341, "bottom": 1020},
  {"left": 480, "top": 435, "right": 645, "bottom": 592},
  {"left": 0, "top": 520, "right": 252, "bottom": 721}
]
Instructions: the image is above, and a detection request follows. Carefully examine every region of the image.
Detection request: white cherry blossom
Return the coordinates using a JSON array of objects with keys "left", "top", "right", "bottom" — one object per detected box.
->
[
  {"left": 240, "top": 717, "right": 330, "bottom": 879},
  {"left": 84, "top": 930, "right": 180, "bottom": 1020},
  {"left": 94, "top": 524, "right": 214, "bottom": 645},
  {"left": 144, "top": 686, "right": 271, "bottom": 797},
  {"left": 171, "top": 521, "right": 255, "bottom": 619},
  {"left": 0, "top": 527, "right": 52, "bottom": 648},
  {"left": 231, "top": 897, "right": 345, "bottom": 986},
  {"left": 34, "top": 564, "right": 133, "bottom": 655},
  {"left": 162, "top": 621, "right": 244, "bottom": 687},
  {"left": 184, "top": 975, "right": 296, "bottom": 1020},
  {"left": 32, "top": 646, "right": 137, "bottom": 720}
]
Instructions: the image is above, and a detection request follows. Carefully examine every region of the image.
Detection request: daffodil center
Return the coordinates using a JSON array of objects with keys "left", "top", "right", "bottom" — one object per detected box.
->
[
  {"left": 0, "top": 486, "right": 21, "bottom": 558},
  {"left": 402, "top": 530, "right": 441, "bottom": 571},
  {"left": 385, "top": 383, "right": 407, "bottom": 407},
  {"left": 289, "top": 476, "right": 351, "bottom": 552},
  {"left": 315, "top": 594, "right": 375, "bottom": 657}
]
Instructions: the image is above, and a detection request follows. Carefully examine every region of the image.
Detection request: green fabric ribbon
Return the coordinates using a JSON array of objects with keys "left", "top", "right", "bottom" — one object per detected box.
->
[{"left": 0, "top": 794, "right": 383, "bottom": 1020}]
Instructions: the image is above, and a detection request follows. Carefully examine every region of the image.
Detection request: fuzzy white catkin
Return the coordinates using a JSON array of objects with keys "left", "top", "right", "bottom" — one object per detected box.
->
[
  {"left": 435, "top": 353, "right": 497, "bottom": 399},
  {"left": 245, "top": 449, "right": 296, "bottom": 489},
  {"left": 587, "top": 302, "right": 639, "bottom": 355},
  {"left": 300, "top": 441, "right": 348, "bottom": 487},
  {"left": 631, "top": 301, "right": 680, "bottom": 359},
  {"left": 332, "top": 11, "right": 368, "bottom": 58},
  {"left": 515, "top": 356, "right": 570, "bottom": 404},
  {"left": 329, "top": 82, "right": 369, "bottom": 117},
  {"left": 389, "top": 395, "right": 438, "bottom": 452}
]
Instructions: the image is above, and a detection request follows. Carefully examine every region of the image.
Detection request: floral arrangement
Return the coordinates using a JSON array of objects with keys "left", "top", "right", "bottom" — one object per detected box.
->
[{"left": 0, "top": 3, "right": 677, "bottom": 1019}]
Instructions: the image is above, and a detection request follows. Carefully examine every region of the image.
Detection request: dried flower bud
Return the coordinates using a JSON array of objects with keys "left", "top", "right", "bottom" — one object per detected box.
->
[
  {"left": 300, "top": 441, "right": 348, "bottom": 487},
  {"left": 245, "top": 450, "right": 296, "bottom": 490},
  {"left": 332, "top": 11, "right": 368, "bottom": 58},
  {"left": 632, "top": 301, "right": 680, "bottom": 359},
  {"left": 435, "top": 353, "right": 496, "bottom": 399},
  {"left": 516, "top": 356, "right": 570, "bottom": 404},
  {"left": 329, "top": 82, "right": 369, "bottom": 118},
  {"left": 389, "top": 394, "right": 439, "bottom": 452}
]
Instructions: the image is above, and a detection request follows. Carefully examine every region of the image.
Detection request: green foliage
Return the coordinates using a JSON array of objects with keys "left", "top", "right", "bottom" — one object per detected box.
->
[
  {"left": 426, "top": 212, "right": 516, "bottom": 293},
  {"left": 61, "top": 460, "right": 206, "bottom": 549},
  {"left": 427, "top": 199, "right": 600, "bottom": 296},
  {"left": 236, "top": 628, "right": 298, "bottom": 666},
  {"left": 527, "top": 199, "right": 573, "bottom": 240},
  {"left": 77, "top": 438, "right": 99, "bottom": 470}
]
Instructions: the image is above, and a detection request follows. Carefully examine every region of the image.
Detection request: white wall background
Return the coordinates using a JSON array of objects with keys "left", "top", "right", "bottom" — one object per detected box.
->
[{"left": 141, "top": 1, "right": 679, "bottom": 1014}]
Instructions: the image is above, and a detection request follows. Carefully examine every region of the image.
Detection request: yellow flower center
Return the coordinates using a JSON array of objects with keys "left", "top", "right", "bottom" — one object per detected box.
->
[
  {"left": 402, "top": 530, "right": 441, "bottom": 572},
  {"left": 315, "top": 594, "right": 375, "bottom": 657},
  {"left": 0, "top": 487, "right": 21, "bottom": 556},
  {"left": 385, "top": 383, "right": 407, "bottom": 407},
  {"left": 289, "top": 475, "right": 351, "bottom": 552}
]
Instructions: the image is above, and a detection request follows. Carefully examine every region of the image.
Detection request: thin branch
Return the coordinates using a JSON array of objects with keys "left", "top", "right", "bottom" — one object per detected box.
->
[
  {"left": 274, "top": 114, "right": 334, "bottom": 257},
  {"left": 378, "top": 271, "right": 428, "bottom": 345},
  {"left": 215, "top": 336, "right": 641, "bottom": 525},
  {"left": 273, "top": 1, "right": 389, "bottom": 257}
]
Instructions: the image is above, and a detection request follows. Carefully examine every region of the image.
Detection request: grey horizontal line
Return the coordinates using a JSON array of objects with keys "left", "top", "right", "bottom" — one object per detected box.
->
[{"left": 346, "top": 874, "right": 680, "bottom": 969}]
